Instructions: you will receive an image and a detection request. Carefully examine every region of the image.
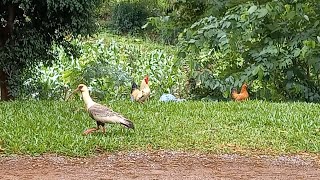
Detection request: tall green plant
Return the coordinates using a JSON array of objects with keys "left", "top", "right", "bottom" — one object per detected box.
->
[
  {"left": 63, "top": 38, "right": 185, "bottom": 100},
  {"left": 19, "top": 35, "right": 186, "bottom": 101}
]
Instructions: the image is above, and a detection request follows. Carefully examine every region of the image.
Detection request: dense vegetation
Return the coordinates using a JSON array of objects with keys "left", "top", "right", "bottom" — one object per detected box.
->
[
  {"left": 179, "top": 0, "right": 320, "bottom": 102},
  {"left": 0, "top": 100, "right": 319, "bottom": 156},
  {"left": 1, "top": 0, "right": 317, "bottom": 102},
  {"left": 17, "top": 33, "right": 184, "bottom": 101},
  {"left": 0, "top": 0, "right": 101, "bottom": 100}
]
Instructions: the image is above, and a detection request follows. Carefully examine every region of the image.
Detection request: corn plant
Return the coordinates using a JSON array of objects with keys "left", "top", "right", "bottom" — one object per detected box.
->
[{"left": 19, "top": 34, "right": 186, "bottom": 101}]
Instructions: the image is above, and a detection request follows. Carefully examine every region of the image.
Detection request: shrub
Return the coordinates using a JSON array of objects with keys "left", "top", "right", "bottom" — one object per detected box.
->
[
  {"left": 178, "top": 0, "right": 320, "bottom": 102},
  {"left": 111, "top": 1, "right": 150, "bottom": 34},
  {"left": 143, "top": 0, "right": 210, "bottom": 44}
]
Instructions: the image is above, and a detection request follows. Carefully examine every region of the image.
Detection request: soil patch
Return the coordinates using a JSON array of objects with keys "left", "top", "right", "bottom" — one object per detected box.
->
[{"left": 0, "top": 151, "right": 319, "bottom": 180}]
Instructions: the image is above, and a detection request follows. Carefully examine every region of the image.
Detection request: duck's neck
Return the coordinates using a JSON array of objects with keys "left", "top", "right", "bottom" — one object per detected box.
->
[{"left": 81, "top": 91, "right": 95, "bottom": 109}]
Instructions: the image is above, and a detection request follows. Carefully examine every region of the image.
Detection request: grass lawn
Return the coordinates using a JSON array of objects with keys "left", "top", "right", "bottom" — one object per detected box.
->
[{"left": 0, "top": 100, "right": 319, "bottom": 156}]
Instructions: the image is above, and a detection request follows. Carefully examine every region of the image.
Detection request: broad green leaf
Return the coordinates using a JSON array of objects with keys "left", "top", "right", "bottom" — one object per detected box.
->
[
  {"left": 248, "top": 5, "right": 257, "bottom": 14},
  {"left": 222, "top": 21, "right": 231, "bottom": 29},
  {"left": 311, "top": 41, "right": 316, "bottom": 48},
  {"left": 258, "top": 68, "right": 264, "bottom": 80},
  {"left": 141, "top": 22, "right": 149, "bottom": 29},
  {"left": 293, "top": 49, "right": 300, "bottom": 57},
  {"left": 217, "top": 31, "right": 226, "bottom": 38},
  {"left": 178, "top": 52, "right": 186, "bottom": 58},
  {"left": 287, "top": 11, "right": 295, "bottom": 19},
  {"left": 284, "top": 4, "right": 291, "bottom": 11},
  {"left": 258, "top": 8, "right": 268, "bottom": 18},
  {"left": 195, "top": 38, "right": 204, "bottom": 47},
  {"left": 252, "top": 65, "right": 261, "bottom": 76},
  {"left": 188, "top": 39, "right": 196, "bottom": 44},
  {"left": 286, "top": 71, "right": 294, "bottom": 80},
  {"left": 314, "top": 20, "right": 319, "bottom": 28},
  {"left": 219, "top": 37, "right": 228, "bottom": 46},
  {"left": 204, "top": 29, "right": 215, "bottom": 38}
]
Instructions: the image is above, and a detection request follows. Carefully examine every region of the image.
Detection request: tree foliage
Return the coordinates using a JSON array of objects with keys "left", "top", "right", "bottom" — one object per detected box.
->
[
  {"left": 178, "top": 0, "right": 320, "bottom": 101},
  {"left": 143, "top": 0, "right": 209, "bottom": 44},
  {"left": 0, "top": 0, "right": 101, "bottom": 100},
  {"left": 143, "top": 0, "right": 271, "bottom": 44},
  {"left": 111, "top": 1, "right": 150, "bottom": 34}
]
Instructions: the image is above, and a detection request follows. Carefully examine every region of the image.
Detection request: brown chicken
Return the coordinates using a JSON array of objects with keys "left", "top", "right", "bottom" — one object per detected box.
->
[
  {"left": 130, "top": 75, "right": 150, "bottom": 103},
  {"left": 231, "top": 83, "right": 249, "bottom": 101}
]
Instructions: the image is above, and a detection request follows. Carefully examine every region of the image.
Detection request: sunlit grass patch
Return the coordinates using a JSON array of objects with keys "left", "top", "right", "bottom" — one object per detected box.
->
[{"left": 0, "top": 100, "right": 319, "bottom": 156}]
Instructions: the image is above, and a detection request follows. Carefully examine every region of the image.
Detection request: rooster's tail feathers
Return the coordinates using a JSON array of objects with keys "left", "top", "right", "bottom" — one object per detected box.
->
[{"left": 131, "top": 81, "right": 139, "bottom": 93}]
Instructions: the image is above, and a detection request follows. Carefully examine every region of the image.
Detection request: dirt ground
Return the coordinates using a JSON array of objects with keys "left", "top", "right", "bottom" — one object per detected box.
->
[{"left": 0, "top": 151, "right": 319, "bottom": 180}]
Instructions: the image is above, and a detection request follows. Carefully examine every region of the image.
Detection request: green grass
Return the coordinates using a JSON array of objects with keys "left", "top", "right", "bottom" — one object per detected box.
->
[{"left": 0, "top": 100, "right": 319, "bottom": 156}]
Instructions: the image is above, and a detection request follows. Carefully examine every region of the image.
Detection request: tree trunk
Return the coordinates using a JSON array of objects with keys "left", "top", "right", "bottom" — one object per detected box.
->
[
  {"left": 0, "top": 3, "right": 18, "bottom": 101},
  {"left": 0, "top": 70, "right": 10, "bottom": 101}
]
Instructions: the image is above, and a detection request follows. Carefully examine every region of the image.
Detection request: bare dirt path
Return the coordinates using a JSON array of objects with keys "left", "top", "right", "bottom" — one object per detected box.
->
[{"left": 0, "top": 151, "right": 319, "bottom": 180}]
